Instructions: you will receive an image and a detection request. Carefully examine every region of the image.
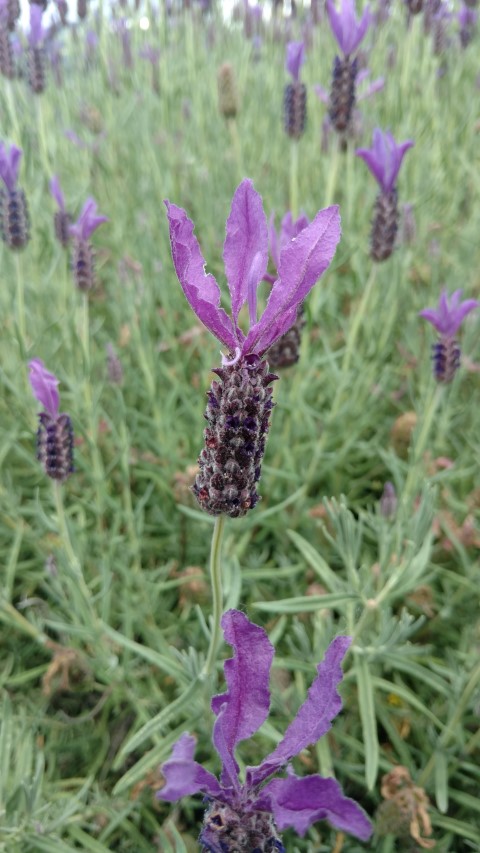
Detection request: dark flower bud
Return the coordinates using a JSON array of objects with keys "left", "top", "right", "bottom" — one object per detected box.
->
[
  {"left": 28, "top": 44, "right": 46, "bottom": 93},
  {"left": 77, "top": 0, "right": 88, "bottom": 20},
  {"left": 0, "top": 187, "right": 30, "bottom": 250},
  {"left": 283, "top": 81, "right": 307, "bottom": 139},
  {"left": 200, "top": 800, "right": 285, "bottom": 853},
  {"left": 406, "top": 0, "right": 423, "bottom": 13},
  {"left": 193, "top": 355, "right": 277, "bottom": 518},
  {"left": 0, "top": 26, "right": 15, "bottom": 78},
  {"left": 432, "top": 338, "right": 460, "bottom": 383},
  {"left": 266, "top": 304, "right": 306, "bottom": 369},
  {"left": 37, "top": 412, "right": 74, "bottom": 481},
  {"left": 328, "top": 55, "right": 357, "bottom": 134},
  {"left": 6, "top": 0, "right": 21, "bottom": 31},
  {"left": 217, "top": 62, "right": 239, "bottom": 119},
  {"left": 54, "top": 209, "right": 72, "bottom": 247},
  {"left": 370, "top": 187, "right": 399, "bottom": 262},
  {"left": 72, "top": 238, "right": 95, "bottom": 291}
]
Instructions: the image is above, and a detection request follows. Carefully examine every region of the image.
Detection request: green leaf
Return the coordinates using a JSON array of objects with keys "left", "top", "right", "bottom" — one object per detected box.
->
[{"left": 354, "top": 652, "right": 379, "bottom": 790}]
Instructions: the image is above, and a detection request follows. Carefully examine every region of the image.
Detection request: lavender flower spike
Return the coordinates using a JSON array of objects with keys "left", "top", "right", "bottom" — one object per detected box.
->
[
  {"left": 356, "top": 129, "right": 414, "bottom": 262},
  {"left": 284, "top": 42, "right": 307, "bottom": 139},
  {"left": 356, "top": 128, "right": 414, "bottom": 195},
  {"left": 28, "top": 4, "right": 45, "bottom": 47},
  {"left": 165, "top": 180, "right": 340, "bottom": 516},
  {"left": 326, "top": 0, "right": 371, "bottom": 57},
  {"left": 50, "top": 175, "right": 72, "bottom": 248},
  {"left": 0, "top": 142, "right": 30, "bottom": 250},
  {"left": 0, "top": 142, "right": 22, "bottom": 192},
  {"left": 419, "top": 289, "right": 479, "bottom": 383},
  {"left": 158, "top": 610, "right": 372, "bottom": 848},
  {"left": 285, "top": 41, "right": 305, "bottom": 82},
  {"left": 29, "top": 359, "right": 74, "bottom": 481},
  {"left": 70, "top": 197, "right": 108, "bottom": 291}
]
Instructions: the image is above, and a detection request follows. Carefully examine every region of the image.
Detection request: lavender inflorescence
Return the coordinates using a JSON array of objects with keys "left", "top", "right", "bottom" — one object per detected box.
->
[
  {"left": 432, "top": 338, "right": 460, "bottom": 383},
  {"left": 36, "top": 412, "right": 74, "bottom": 481},
  {"left": 0, "top": 186, "right": 30, "bottom": 250},
  {"left": 54, "top": 209, "right": 72, "bottom": 247},
  {"left": 328, "top": 55, "right": 357, "bottom": 133},
  {"left": 371, "top": 187, "right": 399, "bottom": 262},
  {"left": 72, "top": 237, "right": 95, "bottom": 291},
  {"left": 201, "top": 801, "right": 284, "bottom": 853},
  {"left": 27, "top": 44, "right": 46, "bottom": 93},
  {"left": 0, "top": 25, "right": 15, "bottom": 78},
  {"left": 193, "top": 355, "right": 277, "bottom": 518},
  {"left": 283, "top": 80, "right": 307, "bottom": 139}
]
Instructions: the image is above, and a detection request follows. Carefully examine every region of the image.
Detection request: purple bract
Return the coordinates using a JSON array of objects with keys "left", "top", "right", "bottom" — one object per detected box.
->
[
  {"left": 356, "top": 128, "right": 414, "bottom": 193},
  {"left": 28, "top": 4, "right": 45, "bottom": 47},
  {"left": 50, "top": 175, "right": 66, "bottom": 211},
  {"left": 164, "top": 179, "right": 340, "bottom": 361},
  {"left": 69, "top": 197, "right": 108, "bottom": 241},
  {"left": 326, "top": 0, "right": 371, "bottom": 57},
  {"left": 158, "top": 609, "right": 372, "bottom": 843},
  {"left": 29, "top": 358, "right": 60, "bottom": 418},
  {"left": 419, "top": 289, "right": 479, "bottom": 337},
  {"left": 0, "top": 142, "right": 22, "bottom": 193},
  {"left": 285, "top": 41, "right": 305, "bottom": 82}
]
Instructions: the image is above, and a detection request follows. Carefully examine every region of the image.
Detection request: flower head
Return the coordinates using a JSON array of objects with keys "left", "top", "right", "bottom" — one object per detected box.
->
[
  {"left": 164, "top": 179, "right": 340, "bottom": 362},
  {"left": 29, "top": 359, "right": 74, "bottom": 481},
  {"left": 69, "top": 197, "right": 108, "bottom": 241},
  {"left": 326, "top": 0, "right": 371, "bottom": 57},
  {"left": 28, "top": 4, "right": 45, "bottom": 48},
  {"left": 0, "top": 142, "right": 22, "bottom": 193},
  {"left": 419, "top": 289, "right": 479, "bottom": 337},
  {"left": 158, "top": 610, "right": 372, "bottom": 846},
  {"left": 285, "top": 41, "right": 305, "bottom": 82},
  {"left": 356, "top": 128, "right": 414, "bottom": 194}
]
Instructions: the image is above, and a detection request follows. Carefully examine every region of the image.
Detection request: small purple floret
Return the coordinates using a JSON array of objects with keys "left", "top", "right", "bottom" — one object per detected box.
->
[
  {"left": 69, "top": 197, "right": 108, "bottom": 241},
  {"left": 356, "top": 128, "right": 414, "bottom": 193},
  {"left": 29, "top": 358, "right": 60, "bottom": 418},
  {"left": 158, "top": 609, "right": 373, "bottom": 843},
  {"left": 50, "top": 175, "right": 66, "bottom": 211},
  {"left": 326, "top": 0, "right": 371, "bottom": 57},
  {"left": 285, "top": 41, "right": 305, "bottom": 82},
  {"left": 419, "top": 289, "right": 479, "bottom": 338},
  {"left": 0, "top": 142, "right": 22, "bottom": 193}
]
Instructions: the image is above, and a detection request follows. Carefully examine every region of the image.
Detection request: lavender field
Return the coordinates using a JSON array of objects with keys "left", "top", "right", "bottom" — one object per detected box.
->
[{"left": 1, "top": 1, "right": 480, "bottom": 851}]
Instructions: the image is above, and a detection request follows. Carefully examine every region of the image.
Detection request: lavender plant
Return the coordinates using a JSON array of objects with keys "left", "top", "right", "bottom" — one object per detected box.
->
[
  {"left": 69, "top": 197, "right": 107, "bottom": 291},
  {"left": 29, "top": 358, "right": 74, "bottom": 482},
  {"left": 326, "top": 0, "right": 371, "bottom": 136},
  {"left": 50, "top": 175, "right": 71, "bottom": 248},
  {"left": 158, "top": 609, "right": 372, "bottom": 850},
  {"left": 419, "top": 289, "right": 479, "bottom": 383},
  {"left": 0, "top": 141, "right": 29, "bottom": 250},
  {"left": 27, "top": 3, "right": 46, "bottom": 94},
  {"left": 283, "top": 41, "right": 306, "bottom": 141},
  {"left": 356, "top": 128, "right": 414, "bottom": 262}
]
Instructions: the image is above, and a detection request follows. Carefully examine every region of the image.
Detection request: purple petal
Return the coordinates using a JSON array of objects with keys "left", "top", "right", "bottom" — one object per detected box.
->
[
  {"left": 0, "top": 143, "right": 22, "bottom": 193},
  {"left": 248, "top": 636, "right": 351, "bottom": 788},
  {"left": 70, "top": 197, "right": 108, "bottom": 240},
  {"left": 268, "top": 212, "right": 280, "bottom": 273},
  {"left": 356, "top": 129, "right": 414, "bottom": 193},
  {"left": 264, "top": 774, "right": 373, "bottom": 840},
  {"left": 326, "top": 0, "right": 371, "bottom": 56},
  {"left": 29, "top": 4, "right": 45, "bottom": 46},
  {"left": 357, "top": 75, "right": 385, "bottom": 101},
  {"left": 157, "top": 733, "right": 222, "bottom": 802},
  {"left": 419, "top": 289, "right": 479, "bottom": 337},
  {"left": 223, "top": 179, "right": 268, "bottom": 327},
  {"left": 243, "top": 205, "right": 341, "bottom": 356},
  {"left": 29, "top": 358, "right": 60, "bottom": 418},
  {"left": 211, "top": 610, "right": 274, "bottom": 790},
  {"left": 314, "top": 84, "right": 330, "bottom": 104},
  {"left": 50, "top": 175, "right": 65, "bottom": 211},
  {"left": 285, "top": 41, "right": 305, "bottom": 82},
  {"left": 164, "top": 201, "right": 238, "bottom": 350}
]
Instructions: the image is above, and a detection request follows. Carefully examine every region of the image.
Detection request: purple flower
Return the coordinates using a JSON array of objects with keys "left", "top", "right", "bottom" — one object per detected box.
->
[
  {"left": 28, "top": 4, "right": 45, "bottom": 47},
  {"left": 164, "top": 179, "right": 340, "bottom": 361},
  {"left": 356, "top": 128, "right": 414, "bottom": 194},
  {"left": 69, "top": 197, "right": 108, "bottom": 241},
  {"left": 419, "top": 289, "right": 479, "bottom": 338},
  {"left": 29, "top": 358, "right": 60, "bottom": 418},
  {"left": 50, "top": 175, "right": 66, "bottom": 212},
  {"left": 326, "top": 0, "right": 371, "bottom": 57},
  {"left": 0, "top": 142, "right": 22, "bottom": 193},
  {"left": 285, "top": 41, "right": 305, "bottom": 82},
  {"left": 158, "top": 610, "right": 372, "bottom": 846}
]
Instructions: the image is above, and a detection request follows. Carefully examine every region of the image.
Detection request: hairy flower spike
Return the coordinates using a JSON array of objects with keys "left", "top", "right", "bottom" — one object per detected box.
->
[
  {"left": 158, "top": 610, "right": 372, "bottom": 846},
  {"left": 283, "top": 81, "right": 307, "bottom": 139},
  {"left": 29, "top": 359, "right": 74, "bottom": 482},
  {"left": 328, "top": 55, "right": 357, "bottom": 134},
  {"left": 0, "top": 26, "right": 15, "bottom": 78},
  {"left": 0, "top": 143, "right": 29, "bottom": 250},
  {"left": 69, "top": 197, "right": 107, "bottom": 291},
  {"left": 165, "top": 180, "right": 340, "bottom": 516},
  {"left": 419, "top": 289, "right": 479, "bottom": 383},
  {"left": 217, "top": 62, "right": 239, "bottom": 119}
]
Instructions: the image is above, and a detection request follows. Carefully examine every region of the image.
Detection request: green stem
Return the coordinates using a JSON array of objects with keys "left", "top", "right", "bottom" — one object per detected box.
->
[
  {"left": 80, "top": 294, "right": 105, "bottom": 519},
  {"left": 289, "top": 139, "right": 299, "bottom": 220},
  {"left": 53, "top": 482, "right": 94, "bottom": 620},
  {"left": 14, "top": 252, "right": 27, "bottom": 355},
  {"left": 401, "top": 383, "right": 443, "bottom": 510},
  {"left": 324, "top": 136, "right": 340, "bottom": 207},
  {"left": 0, "top": 600, "right": 47, "bottom": 644},
  {"left": 202, "top": 515, "right": 226, "bottom": 679},
  {"left": 228, "top": 118, "right": 243, "bottom": 185},
  {"left": 35, "top": 96, "right": 50, "bottom": 171}
]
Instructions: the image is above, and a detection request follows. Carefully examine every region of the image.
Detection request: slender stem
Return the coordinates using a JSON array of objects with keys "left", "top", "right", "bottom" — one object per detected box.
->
[
  {"left": 202, "top": 515, "right": 226, "bottom": 679},
  {"left": 401, "top": 383, "right": 443, "bottom": 511},
  {"left": 228, "top": 118, "right": 243, "bottom": 185},
  {"left": 341, "top": 263, "right": 377, "bottom": 379},
  {"left": 80, "top": 294, "right": 105, "bottom": 520},
  {"left": 289, "top": 139, "right": 299, "bottom": 220},
  {"left": 0, "top": 600, "right": 47, "bottom": 644},
  {"left": 324, "top": 136, "right": 340, "bottom": 207},
  {"left": 14, "top": 252, "right": 27, "bottom": 354},
  {"left": 53, "top": 482, "right": 93, "bottom": 617},
  {"left": 35, "top": 95, "right": 50, "bottom": 171}
]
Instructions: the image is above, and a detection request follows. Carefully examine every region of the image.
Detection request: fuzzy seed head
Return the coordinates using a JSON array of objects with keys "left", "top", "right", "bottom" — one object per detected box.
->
[
  {"left": 432, "top": 338, "right": 460, "bottom": 383},
  {"left": 193, "top": 355, "right": 277, "bottom": 518},
  {"left": 283, "top": 81, "right": 307, "bottom": 139},
  {"left": 0, "top": 187, "right": 30, "bottom": 250},
  {"left": 328, "top": 55, "right": 357, "bottom": 133},
  {"left": 37, "top": 412, "right": 74, "bottom": 481},
  {"left": 217, "top": 62, "right": 239, "bottom": 119},
  {"left": 370, "top": 187, "right": 399, "bottom": 262}
]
